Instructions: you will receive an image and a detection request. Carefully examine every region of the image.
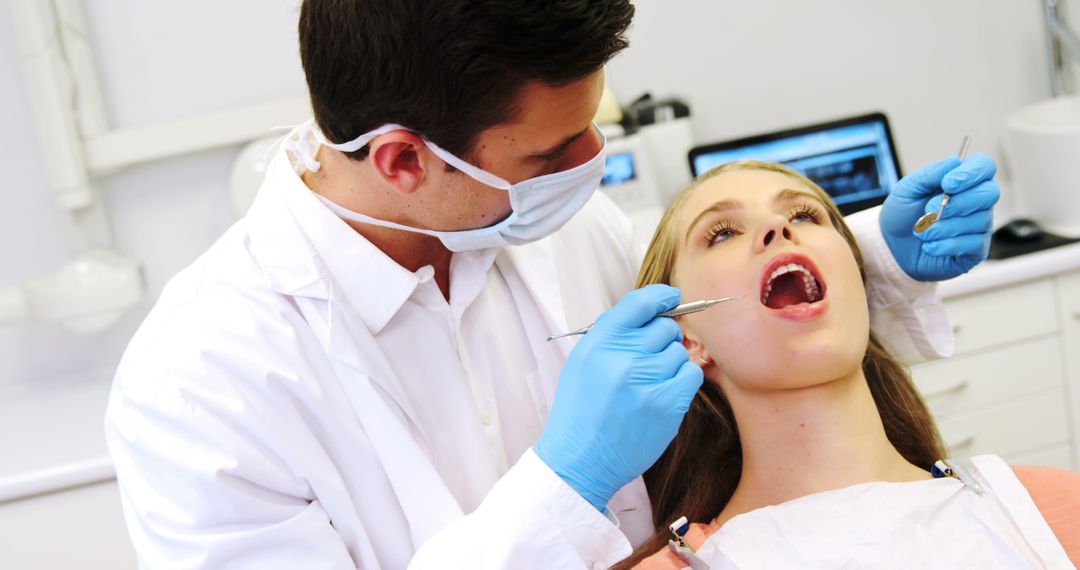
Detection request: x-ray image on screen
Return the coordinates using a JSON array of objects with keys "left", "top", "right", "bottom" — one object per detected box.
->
[
  {"left": 785, "top": 144, "right": 883, "bottom": 201},
  {"left": 688, "top": 113, "right": 902, "bottom": 215}
]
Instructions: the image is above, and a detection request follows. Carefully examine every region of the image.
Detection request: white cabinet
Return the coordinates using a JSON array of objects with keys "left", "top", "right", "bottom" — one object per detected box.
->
[
  {"left": 1060, "top": 268, "right": 1080, "bottom": 459},
  {"left": 0, "top": 480, "right": 136, "bottom": 569},
  {"left": 941, "top": 279, "right": 1058, "bottom": 353},
  {"left": 910, "top": 274, "right": 1076, "bottom": 470}
]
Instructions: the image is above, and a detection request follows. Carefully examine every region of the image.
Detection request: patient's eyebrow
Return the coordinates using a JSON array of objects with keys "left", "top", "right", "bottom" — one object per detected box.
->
[
  {"left": 684, "top": 199, "right": 742, "bottom": 245},
  {"left": 774, "top": 188, "right": 825, "bottom": 206}
]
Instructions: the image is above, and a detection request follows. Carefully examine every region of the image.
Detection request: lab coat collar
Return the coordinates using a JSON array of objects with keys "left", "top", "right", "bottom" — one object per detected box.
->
[
  {"left": 241, "top": 147, "right": 428, "bottom": 436},
  {"left": 245, "top": 147, "right": 509, "bottom": 425},
  {"left": 246, "top": 148, "right": 423, "bottom": 334}
]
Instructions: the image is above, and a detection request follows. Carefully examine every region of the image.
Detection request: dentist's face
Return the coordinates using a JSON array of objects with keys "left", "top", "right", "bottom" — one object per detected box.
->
[
  {"left": 672, "top": 169, "right": 869, "bottom": 394},
  {"left": 429, "top": 69, "right": 606, "bottom": 231}
]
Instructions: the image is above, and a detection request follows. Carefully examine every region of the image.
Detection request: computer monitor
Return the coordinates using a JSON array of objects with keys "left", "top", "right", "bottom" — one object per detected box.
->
[{"left": 687, "top": 112, "right": 902, "bottom": 215}]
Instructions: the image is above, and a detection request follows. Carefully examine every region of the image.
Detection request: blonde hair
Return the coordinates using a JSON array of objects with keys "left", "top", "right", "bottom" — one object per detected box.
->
[{"left": 616, "top": 160, "right": 944, "bottom": 568}]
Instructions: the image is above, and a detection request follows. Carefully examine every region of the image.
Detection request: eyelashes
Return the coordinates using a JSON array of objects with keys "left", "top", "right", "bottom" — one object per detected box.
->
[
  {"left": 703, "top": 221, "right": 742, "bottom": 246},
  {"left": 702, "top": 202, "right": 826, "bottom": 246},
  {"left": 535, "top": 147, "right": 567, "bottom": 161},
  {"left": 788, "top": 203, "right": 824, "bottom": 224}
]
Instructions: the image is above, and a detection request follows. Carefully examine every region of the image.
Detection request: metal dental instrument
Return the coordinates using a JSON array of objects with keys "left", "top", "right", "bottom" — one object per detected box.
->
[
  {"left": 913, "top": 135, "right": 971, "bottom": 233},
  {"left": 545, "top": 296, "right": 744, "bottom": 341},
  {"left": 668, "top": 516, "right": 712, "bottom": 569}
]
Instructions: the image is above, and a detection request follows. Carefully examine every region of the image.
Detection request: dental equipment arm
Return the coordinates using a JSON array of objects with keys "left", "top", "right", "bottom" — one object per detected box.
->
[{"left": 1046, "top": 0, "right": 1080, "bottom": 96}]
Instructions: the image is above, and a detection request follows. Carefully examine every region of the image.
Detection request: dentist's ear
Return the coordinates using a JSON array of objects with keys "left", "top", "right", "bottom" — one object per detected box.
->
[{"left": 368, "top": 130, "right": 428, "bottom": 195}]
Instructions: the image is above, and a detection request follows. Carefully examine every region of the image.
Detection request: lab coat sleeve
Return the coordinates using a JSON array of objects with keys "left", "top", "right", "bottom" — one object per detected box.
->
[
  {"left": 410, "top": 448, "right": 633, "bottom": 569},
  {"left": 846, "top": 206, "right": 955, "bottom": 364},
  {"left": 105, "top": 300, "right": 359, "bottom": 570}
]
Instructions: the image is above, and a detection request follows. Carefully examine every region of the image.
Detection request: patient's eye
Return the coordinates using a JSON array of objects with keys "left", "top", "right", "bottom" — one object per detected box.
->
[
  {"left": 789, "top": 203, "right": 824, "bottom": 224},
  {"left": 704, "top": 221, "right": 742, "bottom": 246}
]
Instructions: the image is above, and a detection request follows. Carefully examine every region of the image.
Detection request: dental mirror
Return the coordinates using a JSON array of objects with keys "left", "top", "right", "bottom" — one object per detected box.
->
[{"left": 913, "top": 135, "right": 971, "bottom": 233}]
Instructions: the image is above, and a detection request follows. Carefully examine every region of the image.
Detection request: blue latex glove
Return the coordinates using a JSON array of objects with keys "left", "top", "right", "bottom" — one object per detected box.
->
[
  {"left": 534, "top": 285, "right": 704, "bottom": 512},
  {"left": 880, "top": 153, "right": 1001, "bottom": 281}
]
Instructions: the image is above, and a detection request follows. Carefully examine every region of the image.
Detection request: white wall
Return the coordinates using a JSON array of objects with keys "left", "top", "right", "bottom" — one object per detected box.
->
[
  {"left": 0, "top": 0, "right": 306, "bottom": 396},
  {"left": 0, "top": 0, "right": 1070, "bottom": 566},
  {"left": 606, "top": 0, "right": 1060, "bottom": 216},
  {"left": 0, "top": 2, "right": 305, "bottom": 565}
]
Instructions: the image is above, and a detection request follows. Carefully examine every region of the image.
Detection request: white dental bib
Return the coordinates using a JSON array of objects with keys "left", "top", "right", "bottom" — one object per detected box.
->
[{"left": 694, "top": 455, "right": 1071, "bottom": 569}]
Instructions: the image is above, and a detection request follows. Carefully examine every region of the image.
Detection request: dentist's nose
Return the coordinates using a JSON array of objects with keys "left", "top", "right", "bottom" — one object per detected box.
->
[{"left": 754, "top": 215, "right": 799, "bottom": 253}]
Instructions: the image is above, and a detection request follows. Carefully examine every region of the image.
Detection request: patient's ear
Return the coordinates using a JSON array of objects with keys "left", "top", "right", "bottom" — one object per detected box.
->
[{"left": 680, "top": 322, "right": 711, "bottom": 365}]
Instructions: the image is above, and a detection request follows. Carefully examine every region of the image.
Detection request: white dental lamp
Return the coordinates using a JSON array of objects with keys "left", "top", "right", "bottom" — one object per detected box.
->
[
  {"left": 2, "top": 0, "right": 144, "bottom": 333},
  {"left": 0, "top": 250, "right": 143, "bottom": 333},
  {"left": 1000, "top": 0, "right": 1080, "bottom": 238}
]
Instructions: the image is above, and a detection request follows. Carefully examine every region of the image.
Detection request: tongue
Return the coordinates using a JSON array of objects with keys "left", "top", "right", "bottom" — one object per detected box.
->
[{"left": 765, "top": 272, "right": 811, "bottom": 309}]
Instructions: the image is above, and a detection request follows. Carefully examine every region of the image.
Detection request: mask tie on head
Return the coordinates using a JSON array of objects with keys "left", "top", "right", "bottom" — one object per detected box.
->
[
  {"left": 281, "top": 120, "right": 404, "bottom": 175},
  {"left": 282, "top": 120, "right": 323, "bottom": 174}
]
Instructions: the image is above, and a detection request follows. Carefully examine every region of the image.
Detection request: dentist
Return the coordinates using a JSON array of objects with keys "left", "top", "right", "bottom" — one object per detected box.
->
[{"left": 105, "top": 1, "right": 1000, "bottom": 568}]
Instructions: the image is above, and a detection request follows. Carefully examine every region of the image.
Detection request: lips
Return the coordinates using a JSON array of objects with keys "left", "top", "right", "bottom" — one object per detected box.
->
[{"left": 759, "top": 253, "right": 828, "bottom": 315}]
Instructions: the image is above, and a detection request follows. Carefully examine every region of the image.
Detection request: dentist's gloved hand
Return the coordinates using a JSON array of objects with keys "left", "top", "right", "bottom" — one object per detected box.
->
[
  {"left": 534, "top": 285, "right": 703, "bottom": 512},
  {"left": 880, "top": 153, "right": 1001, "bottom": 281}
]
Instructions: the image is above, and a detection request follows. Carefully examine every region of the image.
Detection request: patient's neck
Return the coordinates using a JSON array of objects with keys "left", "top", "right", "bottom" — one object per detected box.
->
[{"left": 716, "top": 370, "right": 930, "bottom": 527}]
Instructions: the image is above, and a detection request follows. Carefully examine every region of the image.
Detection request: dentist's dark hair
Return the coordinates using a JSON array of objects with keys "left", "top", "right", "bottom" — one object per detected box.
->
[
  {"left": 615, "top": 161, "right": 944, "bottom": 568},
  {"left": 298, "top": 0, "right": 634, "bottom": 160}
]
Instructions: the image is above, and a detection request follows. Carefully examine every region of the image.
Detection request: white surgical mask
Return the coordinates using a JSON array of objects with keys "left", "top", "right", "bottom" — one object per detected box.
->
[{"left": 286, "top": 120, "right": 607, "bottom": 252}]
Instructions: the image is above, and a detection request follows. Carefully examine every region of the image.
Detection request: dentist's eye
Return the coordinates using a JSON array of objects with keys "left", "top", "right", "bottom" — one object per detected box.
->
[
  {"left": 789, "top": 203, "right": 823, "bottom": 224},
  {"left": 536, "top": 147, "right": 567, "bottom": 161},
  {"left": 704, "top": 221, "right": 742, "bottom": 246}
]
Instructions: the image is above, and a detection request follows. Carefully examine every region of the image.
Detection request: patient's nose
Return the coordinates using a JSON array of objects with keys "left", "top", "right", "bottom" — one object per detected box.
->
[
  {"left": 756, "top": 216, "right": 798, "bottom": 253},
  {"left": 762, "top": 227, "right": 791, "bottom": 246}
]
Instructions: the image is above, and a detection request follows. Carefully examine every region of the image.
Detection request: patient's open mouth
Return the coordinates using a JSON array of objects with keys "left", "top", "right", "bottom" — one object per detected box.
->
[{"left": 760, "top": 255, "right": 826, "bottom": 309}]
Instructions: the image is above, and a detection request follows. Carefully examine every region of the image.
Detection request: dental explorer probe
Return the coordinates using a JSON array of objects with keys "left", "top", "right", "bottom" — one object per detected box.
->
[
  {"left": 913, "top": 135, "right": 971, "bottom": 233},
  {"left": 545, "top": 296, "right": 744, "bottom": 341}
]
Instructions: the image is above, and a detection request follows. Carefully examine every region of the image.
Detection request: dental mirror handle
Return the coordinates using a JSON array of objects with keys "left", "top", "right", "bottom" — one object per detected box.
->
[{"left": 913, "top": 135, "right": 971, "bottom": 233}]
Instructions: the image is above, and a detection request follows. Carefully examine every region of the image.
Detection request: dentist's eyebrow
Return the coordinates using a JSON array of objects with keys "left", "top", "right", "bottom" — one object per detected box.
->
[
  {"left": 685, "top": 199, "right": 743, "bottom": 245},
  {"left": 531, "top": 126, "right": 589, "bottom": 158}
]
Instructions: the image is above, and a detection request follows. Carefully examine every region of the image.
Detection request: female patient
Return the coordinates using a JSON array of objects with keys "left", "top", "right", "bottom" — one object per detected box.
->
[{"left": 617, "top": 161, "right": 1079, "bottom": 568}]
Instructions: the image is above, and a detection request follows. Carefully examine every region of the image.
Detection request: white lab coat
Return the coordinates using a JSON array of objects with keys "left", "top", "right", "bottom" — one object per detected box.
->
[{"left": 106, "top": 147, "right": 952, "bottom": 569}]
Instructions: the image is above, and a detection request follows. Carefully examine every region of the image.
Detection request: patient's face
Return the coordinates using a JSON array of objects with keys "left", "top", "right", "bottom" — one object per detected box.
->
[{"left": 672, "top": 169, "right": 869, "bottom": 393}]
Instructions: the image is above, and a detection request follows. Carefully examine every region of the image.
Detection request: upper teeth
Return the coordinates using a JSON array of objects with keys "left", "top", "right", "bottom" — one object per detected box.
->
[{"left": 762, "top": 263, "right": 821, "bottom": 304}]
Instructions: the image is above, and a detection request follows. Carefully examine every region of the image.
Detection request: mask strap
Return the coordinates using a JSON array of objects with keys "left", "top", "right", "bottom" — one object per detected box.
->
[
  {"left": 315, "top": 122, "right": 514, "bottom": 190},
  {"left": 425, "top": 121, "right": 606, "bottom": 190},
  {"left": 313, "top": 193, "right": 512, "bottom": 238},
  {"left": 277, "top": 119, "right": 324, "bottom": 174},
  {"left": 279, "top": 121, "right": 396, "bottom": 174},
  {"left": 316, "top": 123, "right": 408, "bottom": 153},
  {"left": 423, "top": 142, "right": 513, "bottom": 190},
  {"left": 306, "top": 121, "right": 603, "bottom": 191}
]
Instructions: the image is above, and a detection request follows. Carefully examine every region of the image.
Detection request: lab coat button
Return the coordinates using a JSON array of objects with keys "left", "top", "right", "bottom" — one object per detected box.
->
[{"left": 479, "top": 410, "right": 491, "bottom": 426}]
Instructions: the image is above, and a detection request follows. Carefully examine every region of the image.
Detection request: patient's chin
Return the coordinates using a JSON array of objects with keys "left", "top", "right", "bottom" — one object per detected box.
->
[
  {"left": 700, "top": 307, "right": 867, "bottom": 391},
  {"left": 721, "top": 339, "right": 864, "bottom": 393}
]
